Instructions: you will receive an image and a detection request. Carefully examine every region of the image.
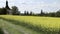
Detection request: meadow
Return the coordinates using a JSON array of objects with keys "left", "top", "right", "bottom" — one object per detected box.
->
[
  {"left": 0, "top": 16, "right": 40, "bottom": 34},
  {"left": 0, "top": 15, "right": 60, "bottom": 34}
]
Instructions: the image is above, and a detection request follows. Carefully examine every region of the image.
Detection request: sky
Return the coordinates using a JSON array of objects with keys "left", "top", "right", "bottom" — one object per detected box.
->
[{"left": 0, "top": 0, "right": 60, "bottom": 13}]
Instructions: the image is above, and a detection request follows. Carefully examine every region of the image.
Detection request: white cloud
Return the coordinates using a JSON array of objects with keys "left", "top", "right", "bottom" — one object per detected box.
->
[
  {"left": 0, "top": 0, "right": 60, "bottom": 13},
  {"left": 8, "top": 0, "right": 15, "bottom": 2}
]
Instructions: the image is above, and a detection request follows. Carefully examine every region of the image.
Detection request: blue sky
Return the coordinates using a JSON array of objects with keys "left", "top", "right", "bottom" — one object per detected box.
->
[{"left": 0, "top": 0, "right": 60, "bottom": 13}]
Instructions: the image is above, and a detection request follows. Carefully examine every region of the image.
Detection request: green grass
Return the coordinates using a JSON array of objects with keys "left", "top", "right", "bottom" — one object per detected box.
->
[
  {"left": 0, "top": 28, "right": 4, "bottom": 34},
  {"left": 0, "top": 19, "right": 21, "bottom": 34},
  {"left": 0, "top": 19, "right": 41, "bottom": 34},
  {"left": 0, "top": 15, "right": 60, "bottom": 34}
]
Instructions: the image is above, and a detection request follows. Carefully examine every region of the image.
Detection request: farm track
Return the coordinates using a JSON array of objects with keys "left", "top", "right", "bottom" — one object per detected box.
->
[
  {"left": 0, "top": 19, "right": 41, "bottom": 34},
  {"left": 2, "top": 28, "right": 9, "bottom": 34}
]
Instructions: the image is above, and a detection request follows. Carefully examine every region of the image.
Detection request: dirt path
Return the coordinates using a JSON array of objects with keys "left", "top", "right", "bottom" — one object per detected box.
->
[
  {"left": 2, "top": 28, "right": 9, "bottom": 34},
  {"left": 0, "top": 19, "right": 41, "bottom": 34}
]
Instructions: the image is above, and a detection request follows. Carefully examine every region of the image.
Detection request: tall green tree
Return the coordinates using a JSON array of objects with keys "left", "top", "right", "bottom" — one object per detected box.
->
[
  {"left": 30, "top": 11, "right": 33, "bottom": 15},
  {"left": 56, "top": 10, "right": 60, "bottom": 17},
  {"left": 0, "top": 8, "right": 7, "bottom": 15},
  {"left": 24, "top": 11, "right": 27, "bottom": 15},
  {"left": 26, "top": 11, "right": 29, "bottom": 15},
  {"left": 11, "top": 6, "right": 20, "bottom": 15}
]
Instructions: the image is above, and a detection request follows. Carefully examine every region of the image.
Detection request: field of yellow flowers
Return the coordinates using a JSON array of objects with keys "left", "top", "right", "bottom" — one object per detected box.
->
[{"left": 0, "top": 15, "right": 60, "bottom": 34}]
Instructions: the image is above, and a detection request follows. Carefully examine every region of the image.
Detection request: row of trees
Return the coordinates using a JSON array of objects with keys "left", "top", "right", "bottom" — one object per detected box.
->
[
  {"left": 0, "top": 6, "right": 60, "bottom": 17},
  {"left": 0, "top": 6, "right": 20, "bottom": 15},
  {"left": 22, "top": 9, "right": 60, "bottom": 17},
  {"left": 38, "top": 10, "right": 60, "bottom": 17}
]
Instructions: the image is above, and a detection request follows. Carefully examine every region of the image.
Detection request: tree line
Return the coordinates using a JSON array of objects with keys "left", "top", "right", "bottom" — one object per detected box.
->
[
  {"left": 38, "top": 10, "right": 60, "bottom": 17},
  {"left": 0, "top": 6, "right": 20, "bottom": 15},
  {"left": 0, "top": 6, "right": 60, "bottom": 17}
]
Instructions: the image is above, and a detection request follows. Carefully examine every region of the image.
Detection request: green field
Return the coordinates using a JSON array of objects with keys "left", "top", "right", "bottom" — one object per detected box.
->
[{"left": 0, "top": 15, "right": 60, "bottom": 34}]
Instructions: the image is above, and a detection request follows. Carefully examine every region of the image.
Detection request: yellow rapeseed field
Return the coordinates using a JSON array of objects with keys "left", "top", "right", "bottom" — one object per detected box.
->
[{"left": 0, "top": 15, "right": 60, "bottom": 31}]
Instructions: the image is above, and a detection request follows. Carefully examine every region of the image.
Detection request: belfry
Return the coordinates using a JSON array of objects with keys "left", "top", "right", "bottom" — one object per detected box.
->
[
  {"left": 5, "top": 0, "right": 10, "bottom": 10},
  {"left": 5, "top": 0, "right": 11, "bottom": 14}
]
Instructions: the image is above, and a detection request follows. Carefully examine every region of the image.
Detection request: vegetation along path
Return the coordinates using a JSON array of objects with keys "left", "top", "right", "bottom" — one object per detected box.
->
[{"left": 0, "top": 19, "right": 42, "bottom": 34}]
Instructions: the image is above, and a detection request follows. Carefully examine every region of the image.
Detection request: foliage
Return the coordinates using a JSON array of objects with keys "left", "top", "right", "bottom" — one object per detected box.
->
[
  {"left": 11, "top": 6, "right": 20, "bottom": 15},
  {"left": 0, "top": 6, "right": 60, "bottom": 17},
  {"left": 0, "top": 15, "right": 60, "bottom": 34},
  {"left": 0, "top": 8, "right": 7, "bottom": 15},
  {"left": 55, "top": 10, "right": 60, "bottom": 17},
  {"left": 0, "top": 16, "right": 41, "bottom": 34},
  {"left": 0, "top": 28, "right": 4, "bottom": 34}
]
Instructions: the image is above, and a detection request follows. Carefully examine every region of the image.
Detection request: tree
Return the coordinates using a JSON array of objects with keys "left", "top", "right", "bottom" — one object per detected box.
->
[
  {"left": 11, "top": 6, "right": 20, "bottom": 15},
  {"left": 26, "top": 11, "right": 29, "bottom": 15},
  {"left": 30, "top": 11, "right": 33, "bottom": 15},
  {"left": 0, "top": 8, "right": 7, "bottom": 15},
  {"left": 48, "top": 12, "right": 56, "bottom": 17},
  {"left": 0, "top": 8, "right": 3, "bottom": 14},
  {"left": 24, "top": 11, "right": 27, "bottom": 15},
  {"left": 24, "top": 11, "right": 29, "bottom": 15},
  {"left": 56, "top": 10, "right": 60, "bottom": 17}
]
